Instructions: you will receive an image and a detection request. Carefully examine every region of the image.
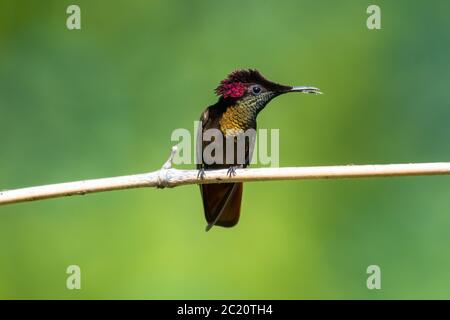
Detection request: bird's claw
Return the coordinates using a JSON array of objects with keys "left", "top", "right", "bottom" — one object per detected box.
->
[
  {"left": 227, "top": 166, "right": 241, "bottom": 177},
  {"left": 197, "top": 168, "right": 206, "bottom": 180}
]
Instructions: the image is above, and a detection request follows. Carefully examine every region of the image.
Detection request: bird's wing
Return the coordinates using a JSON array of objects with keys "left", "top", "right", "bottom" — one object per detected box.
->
[{"left": 196, "top": 107, "right": 210, "bottom": 171}]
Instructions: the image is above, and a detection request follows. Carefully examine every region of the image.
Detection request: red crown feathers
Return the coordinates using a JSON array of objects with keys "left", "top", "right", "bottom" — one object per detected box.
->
[{"left": 215, "top": 69, "right": 290, "bottom": 98}]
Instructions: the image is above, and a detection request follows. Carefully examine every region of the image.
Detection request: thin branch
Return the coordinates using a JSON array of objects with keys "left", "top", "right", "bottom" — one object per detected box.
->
[{"left": 1, "top": 146, "right": 450, "bottom": 206}]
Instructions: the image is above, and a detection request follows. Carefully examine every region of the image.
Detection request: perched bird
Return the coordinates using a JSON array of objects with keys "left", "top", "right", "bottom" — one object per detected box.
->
[{"left": 197, "top": 69, "right": 321, "bottom": 231}]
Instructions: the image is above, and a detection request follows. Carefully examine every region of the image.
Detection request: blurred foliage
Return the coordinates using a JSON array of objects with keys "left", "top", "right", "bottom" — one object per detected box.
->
[{"left": 0, "top": 0, "right": 450, "bottom": 299}]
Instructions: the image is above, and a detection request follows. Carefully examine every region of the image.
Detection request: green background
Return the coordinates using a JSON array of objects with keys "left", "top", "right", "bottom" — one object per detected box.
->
[{"left": 1, "top": 0, "right": 450, "bottom": 299}]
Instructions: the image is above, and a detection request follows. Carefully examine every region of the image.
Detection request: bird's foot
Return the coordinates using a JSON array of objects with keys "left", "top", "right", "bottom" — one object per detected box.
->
[
  {"left": 197, "top": 168, "right": 206, "bottom": 180},
  {"left": 227, "top": 165, "right": 243, "bottom": 177}
]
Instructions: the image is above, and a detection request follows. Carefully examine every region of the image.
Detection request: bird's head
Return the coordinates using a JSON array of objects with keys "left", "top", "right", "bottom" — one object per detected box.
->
[{"left": 215, "top": 69, "right": 321, "bottom": 113}]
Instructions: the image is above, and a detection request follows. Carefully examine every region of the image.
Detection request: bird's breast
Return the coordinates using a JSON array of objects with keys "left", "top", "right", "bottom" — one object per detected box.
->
[{"left": 219, "top": 104, "right": 256, "bottom": 136}]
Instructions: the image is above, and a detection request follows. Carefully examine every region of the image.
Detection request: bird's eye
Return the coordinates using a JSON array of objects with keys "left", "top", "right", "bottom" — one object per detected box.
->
[{"left": 251, "top": 85, "right": 262, "bottom": 94}]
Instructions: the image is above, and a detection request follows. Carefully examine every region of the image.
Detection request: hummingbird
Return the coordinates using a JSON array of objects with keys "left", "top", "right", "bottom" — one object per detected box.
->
[{"left": 197, "top": 69, "right": 321, "bottom": 231}]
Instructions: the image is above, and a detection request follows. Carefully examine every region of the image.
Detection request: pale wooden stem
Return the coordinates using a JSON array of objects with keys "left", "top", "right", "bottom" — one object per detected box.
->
[{"left": 1, "top": 146, "right": 449, "bottom": 206}]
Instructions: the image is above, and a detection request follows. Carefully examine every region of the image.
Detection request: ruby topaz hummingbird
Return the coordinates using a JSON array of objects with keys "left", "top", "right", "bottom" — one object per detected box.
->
[{"left": 197, "top": 69, "right": 321, "bottom": 231}]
